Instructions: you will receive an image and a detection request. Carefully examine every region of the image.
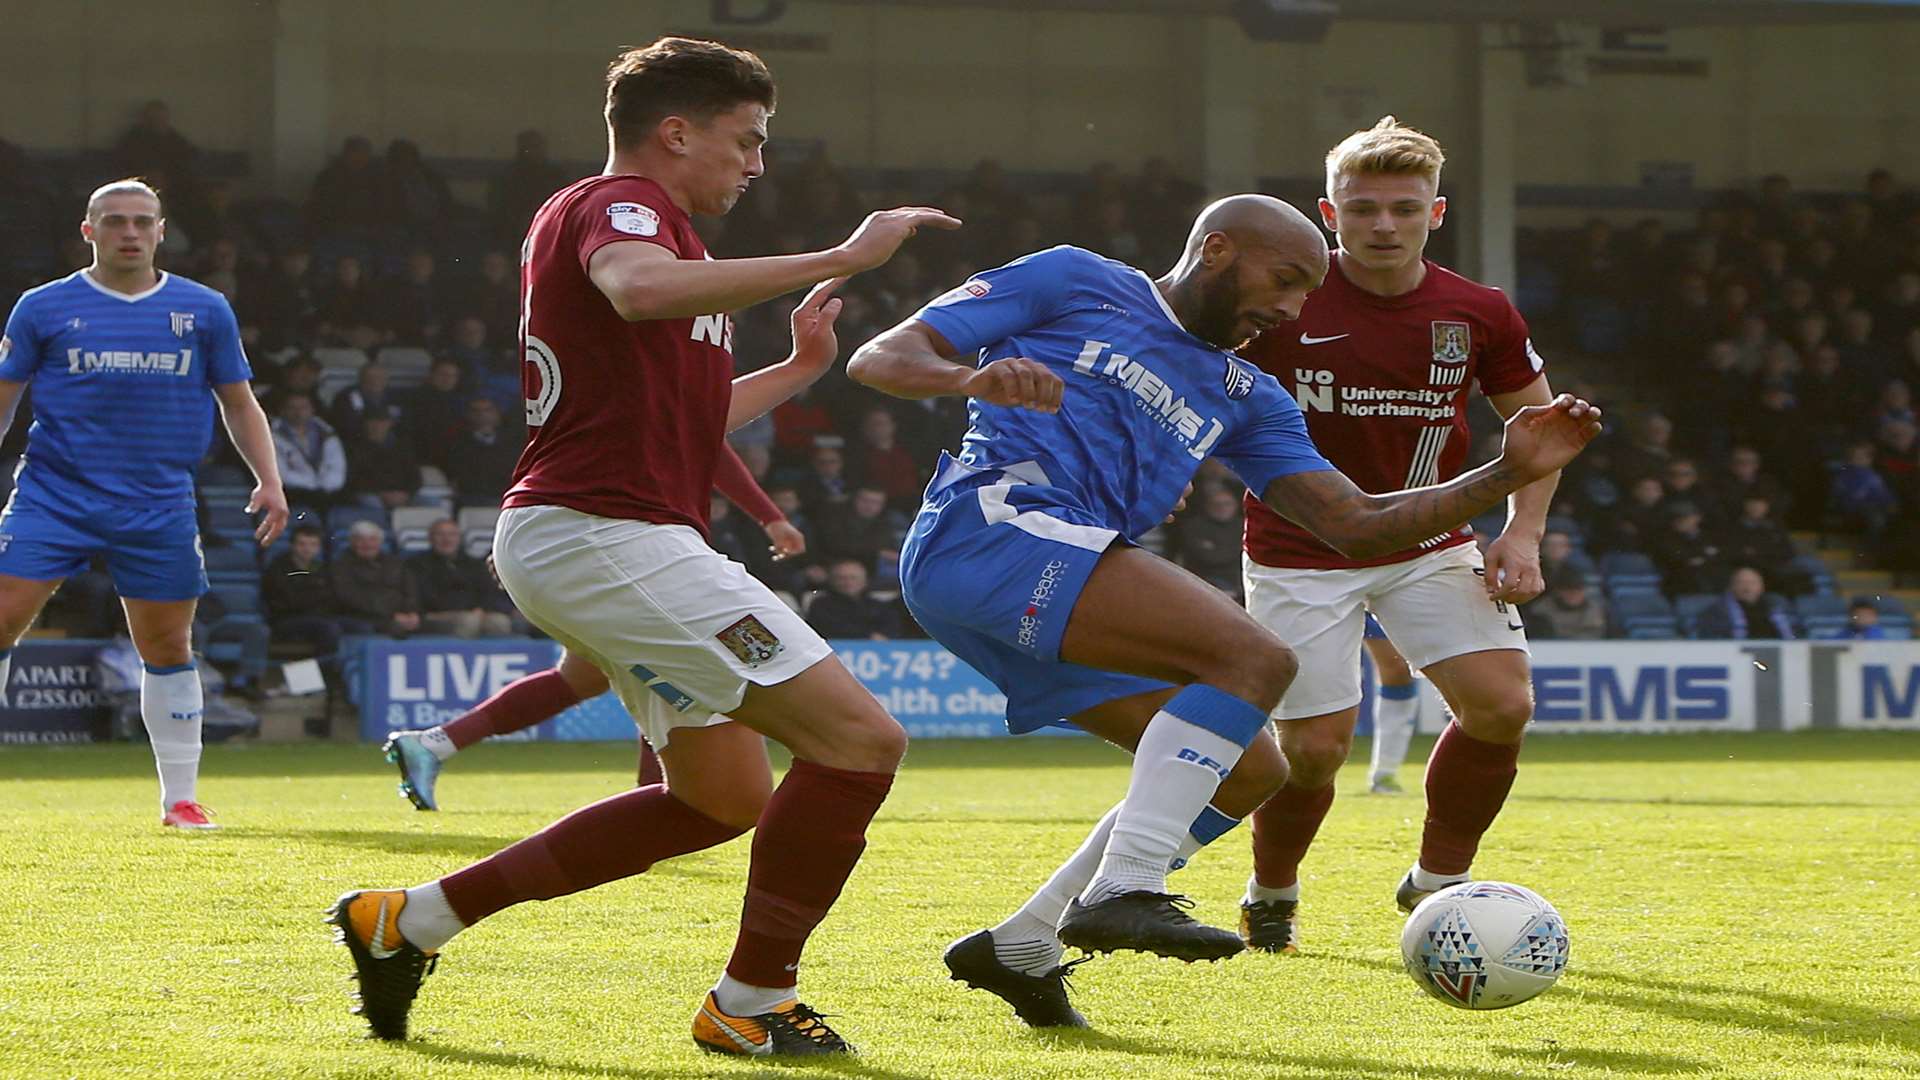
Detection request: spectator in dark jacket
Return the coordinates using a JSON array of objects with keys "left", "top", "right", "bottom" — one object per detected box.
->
[
  {"left": 1169, "top": 486, "right": 1245, "bottom": 595},
  {"left": 315, "top": 254, "right": 385, "bottom": 350},
  {"left": 1527, "top": 569, "right": 1608, "bottom": 641},
  {"left": 805, "top": 560, "right": 902, "bottom": 640},
  {"left": 1831, "top": 441, "right": 1897, "bottom": 538},
  {"left": 343, "top": 414, "right": 422, "bottom": 511},
  {"left": 262, "top": 525, "right": 369, "bottom": 657},
  {"left": 814, "top": 487, "right": 904, "bottom": 576},
  {"left": 309, "top": 136, "right": 384, "bottom": 235},
  {"left": 1695, "top": 566, "right": 1796, "bottom": 640},
  {"left": 1650, "top": 501, "right": 1726, "bottom": 598},
  {"left": 332, "top": 521, "right": 421, "bottom": 636},
  {"left": 1718, "top": 494, "right": 1805, "bottom": 594},
  {"left": 489, "top": 129, "right": 570, "bottom": 247},
  {"left": 380, "top": 248, "right": 446, "bottom": 346},
  {"left": 245, "top": 245, "right": 318, "bottom": 351},
  {"left": 329, "top": 362, "right": 403, "bottom": 443},
  {"left": 442, "top": 397, "right": 521, "bottom": 506},
  {"left": 407, "top": 520, "right": 513, "bottom": 637},
  {"left": 846, "top": 408, "right": 922, "bottom": 505},
  {"left": 407, "top": 359, "right": 468, "bottom": 465}
]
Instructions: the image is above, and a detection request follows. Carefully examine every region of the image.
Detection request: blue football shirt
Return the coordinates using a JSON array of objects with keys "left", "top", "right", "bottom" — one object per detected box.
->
[
  {"left": 913, "top": 246, "right": 1334, "bottom": 540},
  {"left": 0, "top": 271, "right": 252, "bottom": 505}
]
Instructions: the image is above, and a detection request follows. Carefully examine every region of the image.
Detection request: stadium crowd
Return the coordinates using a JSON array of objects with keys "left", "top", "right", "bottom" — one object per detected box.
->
[{"left": 2, "top": 104, "right": 1917, "bottom": 692}]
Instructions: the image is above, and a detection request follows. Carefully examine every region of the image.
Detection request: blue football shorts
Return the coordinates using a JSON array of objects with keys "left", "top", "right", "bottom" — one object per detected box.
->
[
  {"left": 901, "top": 468, "right": 1173, "bottom": 734},
  {"left": 0, "top": 478, "right": 207, "bottom": 602}
]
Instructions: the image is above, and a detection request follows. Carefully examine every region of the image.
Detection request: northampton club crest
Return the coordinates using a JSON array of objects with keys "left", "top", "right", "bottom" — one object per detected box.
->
[{"left": 716, "top": 615, "right": 784, "bottom": 667}]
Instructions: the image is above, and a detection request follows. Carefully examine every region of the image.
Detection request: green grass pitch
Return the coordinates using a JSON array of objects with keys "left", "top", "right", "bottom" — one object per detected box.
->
[{"left": 1, "top": 732, "right": 1916, "bottom": 1079}]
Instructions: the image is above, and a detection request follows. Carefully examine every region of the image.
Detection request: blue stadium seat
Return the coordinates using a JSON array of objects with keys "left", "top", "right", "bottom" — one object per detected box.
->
[
  {"left": 207, "top": 504, "right": 254, "bottom": 534},
  {"left": 1600, "top": 551, "right": 1658, "bottom": 579},
  {"left": 1673, "top": 593, "right": 1721, "bottom": 632},
  {"left": 1625, "top": 619, "right": 1680, "bottom": 640},
  {"left": 196, "top": 462, "right": 249, "bottom": 488},
  {"left": 208, "top": 584, "right": 262, "bottom": 617},
  {"left": 1796, "top": 593, "right": 1849, "bottom": 619},
  {"left": 1802, "top": 616, "right": 1852, "bottom": 640},
  {"left": 204, "top": 544, "right": 258, "bottom": 574},
  {"left": 1791, "top": 554, "right": 1837, "bottom": 594}
]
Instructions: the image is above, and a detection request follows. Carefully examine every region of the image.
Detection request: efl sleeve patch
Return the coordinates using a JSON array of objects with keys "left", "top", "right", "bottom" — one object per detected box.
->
[{"left": 607, "top": 202, "right": 660, "bottom": 237}]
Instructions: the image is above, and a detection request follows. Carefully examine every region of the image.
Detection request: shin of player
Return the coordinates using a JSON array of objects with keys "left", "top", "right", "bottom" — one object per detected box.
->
[
  {"left": 0, "top": 179, "right": 288, "bottom": 828},
  {"left": 330, "top": 37, "right": 959, "bottom": 1054},
  {"left": 1364, "top": 628, "right": 1420, "bottom": 794},
  {"left": 1238, "top": 117, "right": 1559, "bottom": 950}
]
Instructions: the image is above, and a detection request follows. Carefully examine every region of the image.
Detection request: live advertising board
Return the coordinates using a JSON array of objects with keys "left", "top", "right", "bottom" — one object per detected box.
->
[{"left": 351, "top": 637, "right": 1920, "bottom": 741}]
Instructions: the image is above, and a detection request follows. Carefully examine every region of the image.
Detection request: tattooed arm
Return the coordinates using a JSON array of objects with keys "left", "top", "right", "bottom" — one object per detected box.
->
[{"left": 1262, "top": 394, "right": 1602, "bottom": 560}]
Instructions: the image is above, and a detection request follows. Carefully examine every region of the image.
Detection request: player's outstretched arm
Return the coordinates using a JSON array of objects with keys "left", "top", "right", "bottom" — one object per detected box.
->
[
  {"left": 847, "top": 321, "right": 1061, "bottom": 412},
  {"left": 213, "top": 382, "right": 290, "bottom": 546},
  {"left": 590, "top": 207, "right": 960, "bottom": 322},
  {"left": 0, "top": 379, "right": 25, "bottom": 447},
  {"left": 1261, "top": 394, "right": 1601, "bottom": 560}
]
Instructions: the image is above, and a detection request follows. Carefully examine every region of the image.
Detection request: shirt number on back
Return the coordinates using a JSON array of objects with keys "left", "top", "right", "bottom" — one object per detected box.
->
[{"left": 525, "top": 334, "right": 561, "bottom": 427}]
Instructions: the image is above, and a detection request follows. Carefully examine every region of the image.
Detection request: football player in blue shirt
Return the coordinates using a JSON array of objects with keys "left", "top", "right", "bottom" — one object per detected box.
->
[
  {"left": 0, "top": 180, "right": 288, "bottom": 829},
  {"left": 849, "top": 194, "right": 1599, "bottom": 1026}
]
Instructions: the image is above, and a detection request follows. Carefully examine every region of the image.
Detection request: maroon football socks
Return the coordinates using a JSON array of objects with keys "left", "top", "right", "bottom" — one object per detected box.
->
[
  {"left": 724, "top": 759, "right": 895, "bottom": 988},
  {"left": 442, "top": 669, "right": 584, "bottom": 749},
  {"left": 1419, "top": 721, "right": 1521, "bottom": 875},
  {"left": 438, "top": 785, "right": 744, "bottom": 925},
  {"left": 1248, "top": 780, "right": 1337, "bottom": 889}
]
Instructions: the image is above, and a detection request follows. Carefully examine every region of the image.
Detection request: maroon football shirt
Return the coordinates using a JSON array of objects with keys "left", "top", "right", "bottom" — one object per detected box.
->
[
  {"left": 1240, "top": 256, "right": 1544, "bottom": 570},
  {"left": 504, "top": 174, "right": 735, "bottom": 536}
]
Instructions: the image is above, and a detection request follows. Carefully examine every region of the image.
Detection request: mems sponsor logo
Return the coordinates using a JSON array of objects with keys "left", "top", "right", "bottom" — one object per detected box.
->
[
  {"left": 1071, "top": 339, "right": 1226, "bottom": 459},
  {"left": 66, "top": 348, "right": 194, "bottom": 376}
]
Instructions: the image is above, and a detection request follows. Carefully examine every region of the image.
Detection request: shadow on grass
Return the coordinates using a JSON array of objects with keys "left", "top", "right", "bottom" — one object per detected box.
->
[
  {"left": 1494, "top": 1041, "right": 1707, "bottom": 1074},
  {"left": 397, "top": 1037, "right": 936, "bottom": 1080},
  {"left": 1509, "top": 792, "right": 1915, "bottom": 811},
  {"left": 1318, "top": 952, "right": 1920, "bottom": 1056},
  {"left": 1026, "top": 1026, "right": 1693, "bottom": 1079}
]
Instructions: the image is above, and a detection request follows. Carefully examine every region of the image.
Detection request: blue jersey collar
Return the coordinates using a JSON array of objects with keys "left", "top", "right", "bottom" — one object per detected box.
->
[{"left": 76, "top": 269, "right": 169, "bottom": 304}]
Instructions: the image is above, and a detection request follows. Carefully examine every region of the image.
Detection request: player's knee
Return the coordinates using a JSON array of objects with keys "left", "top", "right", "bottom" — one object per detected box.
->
[
  {"left": 1283, "top": 727, "right": 1352, "bottom": 789},
  {"left": 1459, "top": 688, "right": 1533, "bottom": 743},
  {"left": 804, "top": 706, "right": 908, "bottom": 774},
  {"left": 1208, "top": 640, "right": 1297, "bottom": 713}
]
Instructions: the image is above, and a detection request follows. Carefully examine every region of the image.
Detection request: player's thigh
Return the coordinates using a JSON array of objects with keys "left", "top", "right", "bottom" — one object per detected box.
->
[
  {"left": 655, "top": 720, "right": 773, "bottom": 830},
  {"left": 1363, "top": 634, "right": 1416, "bottom": 684},
  {"left": 555, "top": 649, "right": 612, "bottom": 698},
  {"left": 1421, "top": 648, "right": 1533, "bottom": 744},
  {"left": 1368, "top": 544, "right": 1527, "bottom": 676},
  {"left": 1243, "top": 558, "right": 1371, "bottom": 720},
  {"left": 1275, "top": 705, "right": 1362, "bottom": 788},
  {"left": 121, "top": 598, "right": 198, "bottom": 667},
  {"left": 0, "top": 574, "right": 64, "bottom": 643},
  {"left": 730, "top": 655, "right": 905, "bottom": 774},
  {"left": 1060, "top": 545, "right": 1297, "bottom": 711}
]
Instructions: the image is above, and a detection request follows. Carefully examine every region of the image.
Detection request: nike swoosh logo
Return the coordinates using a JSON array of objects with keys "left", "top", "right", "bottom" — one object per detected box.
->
[
  {"left": 1300, "top": 333, "right": 1350, "bottom": 345},
  {"left": 369, "top": 897, "right": 398, "bottom": 960},
  {"left": 1507, "top": 622, "right": 1524, "bottom": 632}
]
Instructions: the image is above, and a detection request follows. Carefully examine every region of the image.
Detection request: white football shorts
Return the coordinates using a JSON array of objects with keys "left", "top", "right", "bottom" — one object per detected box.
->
[
  {"left": 1242, "top": 542, "right": 1529, "bottom": 721},
  {"left": 492, "top": 504, "right": 833, "bottom": 749}
]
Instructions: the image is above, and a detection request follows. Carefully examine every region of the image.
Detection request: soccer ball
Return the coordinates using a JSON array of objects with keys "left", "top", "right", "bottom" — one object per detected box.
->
[{"left": 1400, "top": 881, "right": 1569, "bottom": 1010}]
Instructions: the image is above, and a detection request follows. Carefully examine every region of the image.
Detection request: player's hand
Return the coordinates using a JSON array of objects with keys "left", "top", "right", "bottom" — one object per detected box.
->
[
  {"left": 249, "top": 482, "right": 289, "bottom": 547},
  {"left": 1483, "top": 533, "right": 1546, "bottom": 604},
  {"left": 786, "top": 276, "right": 847, "bottom": 378},
  {"left": 1163, "top": 481, "right": 1195, "bottom": 525},
  {"left": 835, "top": 207, "right": 962, "bottom": 274},
  {"left": 1498, "top": 395, "right": 1602, "bottom": 482},
  {"left": 764, "top": 519, "right": 806, "bottom": 561},
  {"left": 963, "top": 357, "right": 1063, "bottom": 413}
]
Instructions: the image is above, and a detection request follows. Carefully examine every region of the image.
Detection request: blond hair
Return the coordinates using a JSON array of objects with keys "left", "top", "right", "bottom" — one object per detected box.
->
[
  {"left": 1325, "top": 116, "right": 1445, "bottom": 195},
  {"left": 86, "top": 178, "right": 162, "bottom": 220}
]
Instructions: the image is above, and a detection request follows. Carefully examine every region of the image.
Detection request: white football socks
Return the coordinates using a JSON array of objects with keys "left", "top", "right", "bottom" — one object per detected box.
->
[
  {"left": 141, "top": 663, "right": 204, "bottom": 809},
  {"left": 1411, "top": 863, "right": 1471, "bottom": 893},
  {"left": 991, "top": 802, "right": 1122, "bottom": 975},
  {"left": 1369, "top": 682, "right": 1420, "bottom": 783},
  {"left": 1244, "top": 878, "right": 1300, "bottom": 904},
  {"left": 1080, "top": 686, "right": 1267, "bottom": 907},
  {"left": 397, "top": 881, "right": 465, "bottom": 952},
  {"left": 417, "top": 727, "right": 458, "bottom": 761},
  {"left": 713, "top": 973, "right": 796, "bottom": 1017}
]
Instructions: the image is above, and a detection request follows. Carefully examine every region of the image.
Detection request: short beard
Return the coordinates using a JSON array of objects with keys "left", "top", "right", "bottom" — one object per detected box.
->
[{"left": 1190, "top": 265, "right": 1245, "bottom": 350}]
